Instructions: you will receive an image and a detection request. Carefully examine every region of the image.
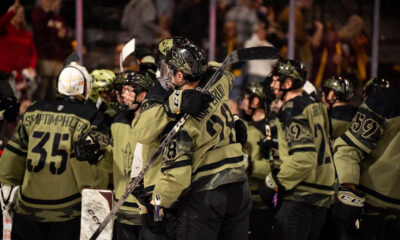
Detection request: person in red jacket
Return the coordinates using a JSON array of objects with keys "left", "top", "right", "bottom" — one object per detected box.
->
[
  {"left": 0, "top": 0, "right": 37, "bottom": 98},
  {"left": 31, "top": 0, "right": 71, "bottom": 100}
]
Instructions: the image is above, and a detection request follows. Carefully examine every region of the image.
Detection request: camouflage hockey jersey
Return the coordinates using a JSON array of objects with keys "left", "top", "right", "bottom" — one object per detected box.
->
[
  {"left": 243, "top": 119, "right": 270, "bottom": 209},
  {"left": 152, "top": 68, "right": 247, "bottom": 208},
  {"left": 110, "top": 110, "right": 141, "bottom": 225},
  {"left": 330, "top": 104, "right": 357, "bottom": 140},
  {"left": 0, "top": 99, "right": 108, "bottom": 222},
  {"left": 276, "top": 95, "right": 335, "bottom": 207},
  {"left": 130, "top": 80, "right": 173, "bottom": 206},
  {"left": 334, "top": 88, "right": 400, "bottom": 210}
]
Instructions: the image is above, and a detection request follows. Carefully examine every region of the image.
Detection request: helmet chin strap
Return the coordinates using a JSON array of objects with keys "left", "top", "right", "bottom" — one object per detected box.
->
[{"left": 172, "top": 80, "right": 187, "bottom": 90}]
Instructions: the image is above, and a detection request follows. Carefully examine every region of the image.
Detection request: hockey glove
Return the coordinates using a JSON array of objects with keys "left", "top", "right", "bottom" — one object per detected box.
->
[
  {"left": 258, "top": 173, "right": 283, "bottom": 208},
  {"left": 233, "top": 115, "right": 247, "bottom": 148},
  {"left": 132, "top": 181, "right": 153, "bottom": 211},
  {"left": 332, "top": 188, "right": 364, "bottom": 234},
  {"left": 257, "top": 138, "right": 277, "bottom": 159},
  {"left": 74, "top": 131, "right": 105, "bottom": 164},
  {"left": 1, "top": 96, "right": 20, "bottom": 122},
  {"left": 163, "top": 89, "right": 213, "bottom": 117}
]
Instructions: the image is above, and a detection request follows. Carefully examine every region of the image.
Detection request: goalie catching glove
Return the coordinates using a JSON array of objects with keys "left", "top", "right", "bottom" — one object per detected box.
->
[
  {"left": 163, "top": 89, "right": 213, "bottom": 117},
  {"left": 332, "top": 187, "right": 365, "bottom": 234},
  {"left": 75, "top": 130, "right": 108, "bottom": 164}
]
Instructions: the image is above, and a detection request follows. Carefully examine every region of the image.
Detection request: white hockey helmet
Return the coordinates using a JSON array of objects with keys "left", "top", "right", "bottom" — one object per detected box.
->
[{"left": 58, "top": 62, "right": 92, "bottom": 100}]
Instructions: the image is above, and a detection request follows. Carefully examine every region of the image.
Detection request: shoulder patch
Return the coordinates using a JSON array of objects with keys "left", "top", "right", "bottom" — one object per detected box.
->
[{"left": 278, "top": 95, "right": 313, "bottom": 123}]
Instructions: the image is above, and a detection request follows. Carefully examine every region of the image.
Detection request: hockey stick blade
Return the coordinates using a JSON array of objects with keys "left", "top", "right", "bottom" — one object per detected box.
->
[
  {"left": 88, "top": 45, "right": 279, "bottom": 240},
  {"left": 226, "top": 46, "right": 279, "bottom": 65}
]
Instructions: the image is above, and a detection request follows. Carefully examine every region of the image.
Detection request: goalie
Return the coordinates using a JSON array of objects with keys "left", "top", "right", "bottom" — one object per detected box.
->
[{"left": 0, "top": 62, "right": 109, "bottom": 240}]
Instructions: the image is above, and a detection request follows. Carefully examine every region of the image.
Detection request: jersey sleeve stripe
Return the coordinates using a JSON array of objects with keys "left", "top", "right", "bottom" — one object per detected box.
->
[
  {"left": 161, "top": 159, "right": 192, "bottom": 172},
  {"left": 358, "top": 185, "right": 400, "bottom": 205},
  {"left": 340, "top": 134, "right": 367, "bottom": 156},
  {"left": 5, "top": 144, "right": 27, "bottom": 157},
  {"left": 192, "top": 156, "right": 243, "bottom": 176},
  {"left": 20, "top": 189, "right": 81, "bottom": 205},
  {"left": 288, "top": 147, "right": 316, "bottom": 155}
]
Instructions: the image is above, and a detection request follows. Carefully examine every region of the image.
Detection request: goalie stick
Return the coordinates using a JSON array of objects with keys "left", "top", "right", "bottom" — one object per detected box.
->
[{"left": 89, "top": 46, "right": 279, "bottom": 240}]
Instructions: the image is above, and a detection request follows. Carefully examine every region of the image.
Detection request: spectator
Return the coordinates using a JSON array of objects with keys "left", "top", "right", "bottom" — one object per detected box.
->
[
  {"left": 0, "top": 1, "right": 37, "bottom": 99},
  {"left": 31, "top": 0, "right": 71, "bottom": 101},
  {"left": 225, "top": 0, "right": 259, "bottom": 45},
  {"left": 216, "top": 20, "right": 244, "bottom": 100},
  {"left": 244, "top": 21, "right": 277, "bottom": 83},
  {"left": 121, "top": 0, "right": 160, "bottom": 48},
  {"left": 277, "top": 0, "right": 313, "bottom": 61},
  {"left": 338, "top": 14, "right": 368, "bottom": 86},
  {"left": 310, "top": 22, "right": 343, "bottom": 87}
]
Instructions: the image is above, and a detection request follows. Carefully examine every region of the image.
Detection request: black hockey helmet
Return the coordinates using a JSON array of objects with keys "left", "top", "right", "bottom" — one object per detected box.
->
[
  {"left": 124, "top": 71, "right": 154, "bottom": 94},
  {"left": 155, "top": 36, "right": 191, "bottom": 64},
  {"left": 362, "top": 77, "right": 390, "bottom": 98},
  {"left": 273, "top": 59, "right": 307, "bottom": 90},
  {"left": 322, "top": 75, "right": 354, "bottom": 102},
  {"left": 165, "top": 43, "right": 208, "bottom": 82}
]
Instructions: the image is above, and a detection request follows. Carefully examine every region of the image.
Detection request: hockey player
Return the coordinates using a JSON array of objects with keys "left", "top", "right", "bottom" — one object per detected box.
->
[
  {"left": 0, "top": 62, "right": 109, "bottom": 240},
  {"left": 259, "top": 59, "right": 335, "bottom": 240},
  {"left": 149, "top": 42, "right": 251, "bottom": 240},
  {"left": 241, "top": 81, "right": 275, "bottom": 240},
  {"left": 332, "top": 81, "right": 400, "bottom": 240},
  {"left": 111, "top": 72, "right": 154, "bottom": 240},
  {"left": 322, "top": 76, "right": 357, "bottom": 139}
]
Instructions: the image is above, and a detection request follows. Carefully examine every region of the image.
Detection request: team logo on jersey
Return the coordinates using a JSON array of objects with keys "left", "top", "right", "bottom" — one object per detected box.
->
[
  {"left": 57, "top": 105, "right": 64, "bottom": 111},
  {"left": 122, "top": 143, "right": 133, "bottom": 176}
]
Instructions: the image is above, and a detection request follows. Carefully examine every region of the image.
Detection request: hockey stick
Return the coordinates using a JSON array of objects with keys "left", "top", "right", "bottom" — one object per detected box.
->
[
  {"left": 89, "top": 46, "right": 279, "bottom": 240},
  {"left": 119, "top": 38, "right": 136, "bottom": 72}
]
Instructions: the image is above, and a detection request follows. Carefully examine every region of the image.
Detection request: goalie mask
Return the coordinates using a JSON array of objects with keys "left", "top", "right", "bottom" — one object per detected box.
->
[{"left": 58, "top": 62, "right": 92, "bottom": 100}]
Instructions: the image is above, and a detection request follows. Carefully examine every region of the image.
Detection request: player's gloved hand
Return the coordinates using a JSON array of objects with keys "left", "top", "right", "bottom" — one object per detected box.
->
[
  {"left": 332, "top": 187, "right": 365, "bottom": 234},
  {"left": 74, "top": 131, "right": 105, "bottom": 164},
  {"left": 233, "top": 115, "right": 247, "bottom": 148},
  {"left": 257, "top": 138, "right": 277, "bottom": 159},
  {"left": 163, "top": 89, "right": 213, "bottom": 117},
  {"left": 1, "top": 96, "right": 20, "bottom": 122},
  {"left": 258, "top": 173, "right": 283, "bottom": 208},
  {"left": 132, "top": 181, "right": 153, "bottom": 211}
]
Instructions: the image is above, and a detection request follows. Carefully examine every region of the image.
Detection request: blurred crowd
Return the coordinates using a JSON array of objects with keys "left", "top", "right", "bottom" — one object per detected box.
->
[{"left": 0, "top": 0, "right": 385, "bottom": 104}]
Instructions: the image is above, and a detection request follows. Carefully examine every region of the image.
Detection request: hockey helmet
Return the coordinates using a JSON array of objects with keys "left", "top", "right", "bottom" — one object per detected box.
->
[
  {"left": 124, "top": 71, "right": 154, "bottom": 93},
  {"left": 58, "top": 62, "right": 92, "bottom": 100},
  {"left": 323, "top": 75, "right": 354, "bottom": 102},
  {"left": 246, "top": 81, "right": 268, "bottom": 102},
  {"left": 273, "top": 59, "right": 307, "bottom": 89},
  {"left": 155, "top": 36, "right": 190, "bottom": 62},
  {"left": 165, "top": 43, "right": 207, "bottom": 81},
  {"left": 362, "top": 77, "right": 390, "bottom": 98},
  {"left": 89, "top": 69, "right": 116, "bottom": 104}
]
